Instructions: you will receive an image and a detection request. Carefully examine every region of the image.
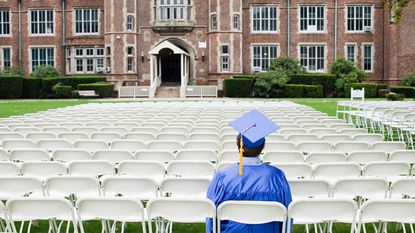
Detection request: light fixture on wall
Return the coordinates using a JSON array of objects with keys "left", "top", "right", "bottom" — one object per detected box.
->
[
  {"left": 141, "top": 52, "right": 145, "bottom": 62},
  {"left": 202, "top": 51, "right": 205, "bottom": 62}
]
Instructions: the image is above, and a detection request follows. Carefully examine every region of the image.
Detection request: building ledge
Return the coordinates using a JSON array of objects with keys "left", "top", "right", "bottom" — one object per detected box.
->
[{"left": 152, "top": 21, "right": 195, "bottom": 33}]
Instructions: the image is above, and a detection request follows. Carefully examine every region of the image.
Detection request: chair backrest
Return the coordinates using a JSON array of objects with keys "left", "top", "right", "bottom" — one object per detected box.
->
[
  {"left": 6, "top": 197, "right": 74, "bottom": 221},
  {"left": 184, "top": 140, "right": 219, "bottom": 150},
  {"left": 347, "top": 151, "right": 388, "bottom": 164},
  {"left": 288, "top": 179, "right": 331, "bottom": 199},
  {"left": 101, "top": 127, "right": 129, "bottom": 135},
  {"left": 272, "top": 164, "right": 314, "bottom": 179},
  {"left": 333, "top": 142, "right": 370, "bottom": 154},
  {"left": 0, "top": 148, "right": 10, "bottom": 161},
  {"left": 0, "top": 162, "right": 19, "bottom": 176},
  {"left": 68, "top": 160, "right": 115, "bottom": 177},
  {"left": 358, "top": 200, "right": 415, "bottom": 227},
  {"left": 263, "top": 142, "right": 296, "bottom": 152},
  {"left": 20, "top": 162, "right": 68, "bottom": 179},
  {"left": 262, "top": 151, "right": 304, "bottom": 164},
  {"left": 167, "top": 161, "right": 215, "bottom": 178},
  {"left": 350, "top": 87, "right": 365, "bottom": 101},
  {"left": 314, "top": 163, "right": 361, "bottom": 182},
  {"left": 74, "top": 140, "right": 109, "bottom": 151},
  {"left": 189, "top": 133, "right": 220, "bottom": 142},
  {"left": 363, "top": 162, "right": 410, "bottom": 178},
  {"left": 297, "top": 142, "right": 332, "bottom": 153},
  {"left": 93, "top": 150, "right": 134, "bottom": 163},
  {"left": 0, "top": 201, "right": 4, "bottom": 221},
  {"left": 147, "top": 141, "right": 183, "bottom": 152},
  {"left": 309, "top": 128, "right": 338, "bottom": 138},
  {"left": 101, "top": 176, "right": 158, "bottom": 199},
  {"left": 0, "top": 133, "right": 24, "bottom": 142},
  {"left": 0, "top": 177, "right": 43, "bottom": 200},
  {"left": 146, "top": 198, "right": 216, "bottom": 223},
  {"left": 11, "top": 149, "right": 50, "bottom": 162},
  {"left": 90, "top": 132, "right": 122, "bottom": 142},
  {"left": 52, "top": 149, "right": 92, "bottom": 162},
  {"left": 353, "top": 134, "right": 384, "bottom": 143},
  {"left": 37, "top": 139, "right": 73, "bottom": 152},
  {"left": 124, "top": 133, "right": 156, "bottom": 142},
  {"left": 2, "top": 139, "right": 37, "bottom": 150},
  {"left": 117, "top": 161, "right": 165, "bottom": 181},
  {"left": 157, "top": 133, "right": 188, "bottom": 141},
  {"left": 390, "top": 178, "right": 415, "bottom": 199},
  {"left": 135, "top": 150, "right": 175, "bottom": 163},
  {"left": 110, "top": 140, "right": 147, "bottom": 152},
  {"left": 58, "top": 132, "right": 89, "bottom": 143},
  {"left": 26, "top": 132, "right": 56, "bottom": 141},
  {"left": 161, "top": 178, "right": 210, "bottom": 198},
  {"left": 306, "top": 152, "right": 346, "bottom": 164},
  {"left": 286, "top": 134, "right": 320, "bottom": 143},
  {"left": 332, "top": 178, "right": 388, "bottom": 200},
  {"left": 370, "top": 142, "right": 406, "bottom": 154},
  {"left": 72, "top": 127, "right": 99, "bottom": 135},
  {"left": 279, "top": 129, "right": 308, "bottom": 137},
  {"left": 389, "top": 150, "right": 415, "bottom": 163},
  {"left": 321, "top": 134, "right": 352, "bottom": 145},
  {"left": 45, "top": 176, "right": 101, "bottom": 198},
  {"left": 176, "top": 149, "right": 218, "bottom": 162}
]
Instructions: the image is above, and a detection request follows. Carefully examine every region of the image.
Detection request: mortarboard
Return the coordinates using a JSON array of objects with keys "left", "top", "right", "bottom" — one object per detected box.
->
[{"left": 229, "top": 109, "right": 279, "bottom": 176}]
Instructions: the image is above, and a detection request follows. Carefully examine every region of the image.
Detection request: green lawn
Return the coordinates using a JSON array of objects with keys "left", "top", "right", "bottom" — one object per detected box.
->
[{"left": 0, "top": 98, "right": 404, "bottom": 233}]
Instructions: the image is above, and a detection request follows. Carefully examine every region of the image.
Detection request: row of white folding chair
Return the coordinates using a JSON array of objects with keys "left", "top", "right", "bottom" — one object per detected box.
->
[{"left": 0, "top": 160, "right": 216, "bottom": 180}]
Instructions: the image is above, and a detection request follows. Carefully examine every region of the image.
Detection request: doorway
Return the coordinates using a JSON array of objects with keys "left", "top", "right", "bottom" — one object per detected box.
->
[{"left": 160, "top": 48, "right": 181, "bottom": 85}]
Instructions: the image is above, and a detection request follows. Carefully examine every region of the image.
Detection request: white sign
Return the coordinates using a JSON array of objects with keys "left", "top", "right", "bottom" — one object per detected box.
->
[{"left": 199, "top": 42, "right": 207, "bottom": 49}]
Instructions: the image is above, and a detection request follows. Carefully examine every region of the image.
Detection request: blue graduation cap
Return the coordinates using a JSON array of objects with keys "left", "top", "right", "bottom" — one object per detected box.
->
[{"left": 229, "top": 109, "right": 279, "bottom": 176}]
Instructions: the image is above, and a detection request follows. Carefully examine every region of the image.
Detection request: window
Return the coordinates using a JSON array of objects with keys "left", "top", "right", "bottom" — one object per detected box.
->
[
  {"left": 127, "top": 15, "right": 134, "bottom": 31},
  {"left": 75, "top": 9, "right": 99, "bottom": 34},
  {"left": 127, "top": 46, "right": 134, "bottom": 72},
  {"left": 347, "top": 6, "right": 372, "bottom": 32},
  {"left": 299, "top": 6, "right": 325, "bottom": 32},
  {"left": 31, "top": 48, "right": 54, "bottom": 72},
  {"left": 2, "top": 48, "right": 11, "bottom": 70},
  {"left": 211, "top": 14, "right": 217, "bottom": 31},
  {"left": 159, "top": 0, "right": 192, "bottom": 21},
  {"left": 233, "top": 14, "right": 239, "bottom": 30},
  {"left": 362, "top": 44, "right": 373, "bottom": 72},
  {"left": 74, "top": 47, "right": 105, "bottom": 74},
  {"left": 30, "top": 9, "right": 54, "bottom": 35},
  {"left": 220, "top": 45, "right": 230, "bottom": 71},
  {"left": 0, "top": 10, "right": 10, "bottom": 36},
  {"left": 252, "top": 5, "right": 278, "bottom": 32},
  {"left": 252, "top": 45, "right": 278, "bottom": 71},
  {"left": 345, "top": 44, "right": 357, "bottom": 62},
  {"left": 299, "top": 45, "right": 325, "bottom": 72}
]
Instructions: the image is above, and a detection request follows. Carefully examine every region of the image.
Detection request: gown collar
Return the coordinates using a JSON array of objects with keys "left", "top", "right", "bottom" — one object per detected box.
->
[{"left": 242, "top": 156, "right": 262, "bottom": 165}]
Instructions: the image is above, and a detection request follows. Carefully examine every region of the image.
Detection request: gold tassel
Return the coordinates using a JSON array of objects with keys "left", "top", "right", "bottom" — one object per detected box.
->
[{"left": 239, "top": 137, "right": 244, "bottom": 176}]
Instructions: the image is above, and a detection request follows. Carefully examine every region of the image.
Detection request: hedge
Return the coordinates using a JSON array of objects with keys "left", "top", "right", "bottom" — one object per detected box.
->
[
  {"left": 344, "top": 83, "right": 387, "bottom": 98},
  {"left": 288, "top": 74, "right": 336, "bottom": 97},
  {"left": 40, "top": 77, "right": 61, "bottom": 97},
  {"left": 22, "top": 78, "right": 41, "bottom": 98},
  {"left": 0, "top": 75, "right": 23, "bottom": 99},
  {"left": 78, "top": 82, "right": 114, "bottom": 98},
  {"left": 52, "top": 83, "right": 73, "bottom": 98},
  {"left": 390, "top": 86, "right": 415, "bottom": 98},
  {"left": 62, "top": 76, "right": 107, "bottom": 89},
  {"left": 224, "top": 78, "right": 254, "bottom": 97},
  {"left": 282, "top": 84, "right": 324, "bottom": 98}
]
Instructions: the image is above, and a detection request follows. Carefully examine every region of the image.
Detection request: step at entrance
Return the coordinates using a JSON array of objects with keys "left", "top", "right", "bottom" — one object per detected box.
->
[{"left": 155, "top": 86, "right": 180, "bottom": 98}]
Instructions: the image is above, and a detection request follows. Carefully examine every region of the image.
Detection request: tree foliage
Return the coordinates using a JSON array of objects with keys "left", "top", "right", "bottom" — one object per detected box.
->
[{"left": 384, "top": 0, "right": 413, "bottom": 24}]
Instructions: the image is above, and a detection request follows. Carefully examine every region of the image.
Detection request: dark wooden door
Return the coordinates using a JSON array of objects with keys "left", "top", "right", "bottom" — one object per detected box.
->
[{"left": 161, "top": 54, "right": 181, "bottom": 83}]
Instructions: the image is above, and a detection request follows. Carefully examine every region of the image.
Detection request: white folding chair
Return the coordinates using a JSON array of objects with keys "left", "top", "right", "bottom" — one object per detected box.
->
[
  {"left": 218, "top": 150, "right": 239, "bottom": 163},
  {"left": 0, "top": 177, "right": 44, "bottom": 200},
  {"left": 68, "top": 160, "right": 115, "bottom": 177},
  {"left": 306, "top": 152, "right": 346, "bottom": 164},
  {"left": 309, "top": 128, "right": 338, "bottom": 138},
  {"left": 297, "top": 142, "right": 333, "bottom": 153},
  {"left": 362, "top": 162, "right": 410, "bottom": 180},
  {"left": 100, "top": 127, "right": 129, "bottom": 135},
  {"left": 90, "top": 132, "right": 122, "bottom": 143},
  {"left": 321, "top": 134, "right": 353, "bottom": 145},
  {"left": 287, "top": 199, "right": 358, "bottom": 233},
  {"left": 160, "top": 178, "right": 211, "bottom": 198},
  {"left": 93, "top": 150, "right": 134, "bottom": 164},
  {"left": 44, "top": 176, "right": 100, "bottom": 201},
  {"left": 389, "top": 150, "right": 415, "bottom": 163},
  {"left": 26, "top": 132, "right": 56, "bottom": 141},
  {"left": 217, "top": 201, "right": 287, "bottom": 233},
  {"left": 216, "top": 162, "right": 235, "bottom": 171},
  {"left": 390, "top": 178, "right": 415, "bottom": 199},
  {"left": 101, "top": 176, "right": 158, "bottom": 200},
  {"left": 288, "top": 179, "right": 332, "bottom": 199},
  {"left": 147, "top": 198, "right": 216, "bottom": 233},
  {"left": 353, "top": 134, "right": 384, "bottom": 143},
  {"left": 117, "top": 161, "right": 165, "bottom": 183},
  {"left": 147, "top": 141, "right": 183, "bottom": 152},
  {"left": 333, "top": 142, "right": 370, "bottom": 154},
  {"left": 0, "top": 149, "right": 9, "bottom": 161},
  {"left": 314, "top": 163, "right": 361, "bottom": 184},
  {"left": 262, "top": 151, "right": 305, "bottom": 164},
  {"left": 52, "top": 149, "right": 92, "bottom": 162},
  {"left": 279, "top": 129, "right": 308, "bottom": 137},
  {"left": 76, "top": 197, "right": 146, "bottom": 233},
  {"left": 43, "top": 127, "right": 70, "bottom": 135},
  {"left": 135, "top": 151, "right": 175, "bottom": 164},
  {"left": 6, "top": 197, "right": 77, "bottom": 233},
  {"left": 272, "top": 164, "right": 314, "bottom": 179},
  {"left": 20, "top": 162, "right": 68, "bottom": 179},
  {"left": 124, "top": 133, "right": 155, "bottom": 142},
  {"left": 131, "top": 127, "right": 159, "bottom": 135},
  {"left": 74, "top": 140, "right": 109, "bottom": 152},
  {"left": 156, "top": 133, "right": 188, "bottom": 141},
  {"left": 189, "top": 133, "right": 220, "bottom": 142},
  {"left": 347, "top": 151, "right": 388, "bottom": 164},
  {"left": 0, "top": 162, "right": 19, "bottom": 176},
  {"left": 287, "top": 134, "right": 320, "bottom": 144},
  {"left": 176, "top": 150, "right": 217, "bottom": 162},
  {"left": 58, "top": 132, "right": 89, "bottom": 143},
  {"left": 72, "top": 127, "right": 99, "bottom": 135},
  {"left": 2, "top": 139, "right": 37, "bottom": 150},
  {"left": 110, "top": 140, "right": 146, "bottom": 153},
  {"left": 332, "top": 178, "right": 389, "bottom": 202},
  {"left": 166, "top": 161, "right": 215, "bottom": 178},
  {"left": 0, "top": 200, "right": 6, "bottom": 232},
  {"left": 263, "top": 142, "right": 296, "bottom": 152},
  {"left": 370, "top": 142, "right": 406, "bottom": 154},
  {"left": 37, "top": 139, "right": 73, "bottom": 152},
  {"left": 184, "top": 141, "right": 219, "bottom": 150},
  {"left": 10, "top": 149, "right": 50, "bottom": 162},
  {"left": 339, "top": 128, "right": 368, "bottom": 137},
  {"left": 220, "top": 141, "right": 237, "bottom": 151}
]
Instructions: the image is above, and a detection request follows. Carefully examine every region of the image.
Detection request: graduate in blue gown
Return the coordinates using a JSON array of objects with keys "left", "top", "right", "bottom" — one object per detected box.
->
[{"left": 206, "top": 110, "right": 292, "bottom": 233}]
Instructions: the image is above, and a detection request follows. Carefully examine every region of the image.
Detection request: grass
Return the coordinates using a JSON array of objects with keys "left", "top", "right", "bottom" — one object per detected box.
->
[{"left": 0, "top": 98, "right": 404, "bottom": 233}]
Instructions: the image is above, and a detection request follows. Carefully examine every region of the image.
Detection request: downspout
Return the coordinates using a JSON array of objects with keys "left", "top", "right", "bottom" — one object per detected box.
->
[
  {"left": 334, "top": 0, "right": 338, "bottom": 59},
  {"left": 18, "top": 0, "right": 22, "bottom": 74},
  {"left": 61, "top": 0, "right": 67, "bottom": 75},
  {"left": 287, "top": 0, "right": 291, "bottom": 56}
]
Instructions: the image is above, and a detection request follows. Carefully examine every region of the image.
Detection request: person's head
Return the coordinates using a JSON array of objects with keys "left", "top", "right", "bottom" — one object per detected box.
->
[{"left": 236, "top": 134, "right": 265, "bottom": 157}]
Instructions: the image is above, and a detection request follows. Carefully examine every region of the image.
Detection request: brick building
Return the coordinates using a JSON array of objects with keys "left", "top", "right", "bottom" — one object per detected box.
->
[{"left": 0, "top": 0, "right": 414, "bottom": 95}]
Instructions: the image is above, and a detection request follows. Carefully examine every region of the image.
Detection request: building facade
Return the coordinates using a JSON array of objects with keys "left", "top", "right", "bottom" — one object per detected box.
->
[{"left": 0, "top": 0, "right": 414, "bottom": 91}]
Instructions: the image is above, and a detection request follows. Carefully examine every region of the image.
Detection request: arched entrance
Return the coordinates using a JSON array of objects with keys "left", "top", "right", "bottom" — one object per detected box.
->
[{"left": 159, "top": 48, "right": 181, "bottom": 84}]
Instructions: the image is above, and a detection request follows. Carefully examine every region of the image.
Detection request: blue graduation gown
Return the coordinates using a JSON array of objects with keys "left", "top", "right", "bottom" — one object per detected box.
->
[{"left": 206, "top": 163, "right": 292, "bottom": 233}]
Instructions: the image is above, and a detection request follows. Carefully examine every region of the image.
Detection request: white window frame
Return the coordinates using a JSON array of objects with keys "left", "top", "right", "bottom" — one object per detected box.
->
[
  {"left": 211, "top": 13, "right": 217, "bottom": 31},
  {"left": 298, "top": 43, "right": 327, "bottom": 73},
  {"left": 0, "top": 9, "right": 11, "bottom": 37},
  {"left": 346, "top": 5, "right": 374, "bottom": 33},
  {"left": 233, "top": 14, "right": 240, "bottom": 31},
  {"left": 73, "top": 47, "right": 105, "bottom": 74},
  {"left": 158, "top": 0, "right": 192, "bottom": 21},
  {"left": 29, "top": 9, "right": 55, "bottom": 36},
  {"left": 0, "top": 46, "right": 12, "bottom": 72},
  {"left": 74, "top": 8, "right": 100, "bottom": 35},
  {"left": 362, "top": 43, "right": 374, "bottom": 73},
  {"left": 220, "top": 44, "right": 230, "bottom": 72},
  {"left": 251, "top": 44, "right": 280, "bottom": 72},
  {"left": 298, "top": 5, "right": 326, "bottom": 33},
  {"left": 29, "top": 46, "right": 56, "bottom": 72},
  {"left": 126, "top": 46, "right": 135, "bottom": 73},
  {"left": 344, "top": 43, "right": 357, "bottom": 63},
  {"left": 251, "top": 5, "right": 279, "bottom": 33},
  {"left": 127, "top": 15, "right": 134, "bottom": 32}
]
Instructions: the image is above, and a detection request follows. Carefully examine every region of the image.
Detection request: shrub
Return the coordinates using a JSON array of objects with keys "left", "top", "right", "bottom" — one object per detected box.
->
[
  {"left": 288, "top": 74, "right": 336, "bottom": 97},
  {"left": 22, "top": 78, "right": 41, "bottom": 98},
  {"left": 40, "top": 77, "right": 61, "bottom": 97},
  {"left": 378, "top": 89, "right": 391, "bottom": 98},
  {"left": 344, "top": 83, "right": 387, "bottom": 98},
  {"left": 30, "top": 66, "right": 59, "bottom": 79},
  {"left": 253, "top": 68, "right": 290, "bottom": 98},
  {"left": 331, "top": 58, "right": 357, "bottom": 76},
  {"left": 402, "top": 73, "right": 415, "bottom": 87},
  {"left": 78, "top": 82, "right": 114, "bottom": 98},
  {"left": 282, "top": 84, "right": 323, "bottom": 98},
  {"left": 0, "top": 75, "right": 23, "bottom": 99},
  {"left": 52, "top": 83, "right": 73, "bottom": 99},
  {"left": 269, "top": 57, "right": 305, "bottom": 75},
  {"left": 61, "top": 76, "right": 107, "bottom": 89},
  {"left": 331, "top": 58, "right": 368, "bottom": 97},
  {"left": 224, "top": 78, "right": 254, "bottom": 97},
  {"left": 390, "top": 86, "right": 415, "bottom": 98},
  {"left": 386, "top": 93, "right": 405, "bottom": 101}
]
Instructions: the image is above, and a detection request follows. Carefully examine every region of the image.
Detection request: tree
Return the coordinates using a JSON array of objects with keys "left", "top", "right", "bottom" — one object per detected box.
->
[{"left": 384, "top": 0, "right": 414, "bottom": 24}]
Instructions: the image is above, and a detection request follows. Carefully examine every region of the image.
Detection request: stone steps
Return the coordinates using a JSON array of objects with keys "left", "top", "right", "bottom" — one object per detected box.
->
[{"left": 155, "top": 86, "right": 180, "bottom": 98}]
